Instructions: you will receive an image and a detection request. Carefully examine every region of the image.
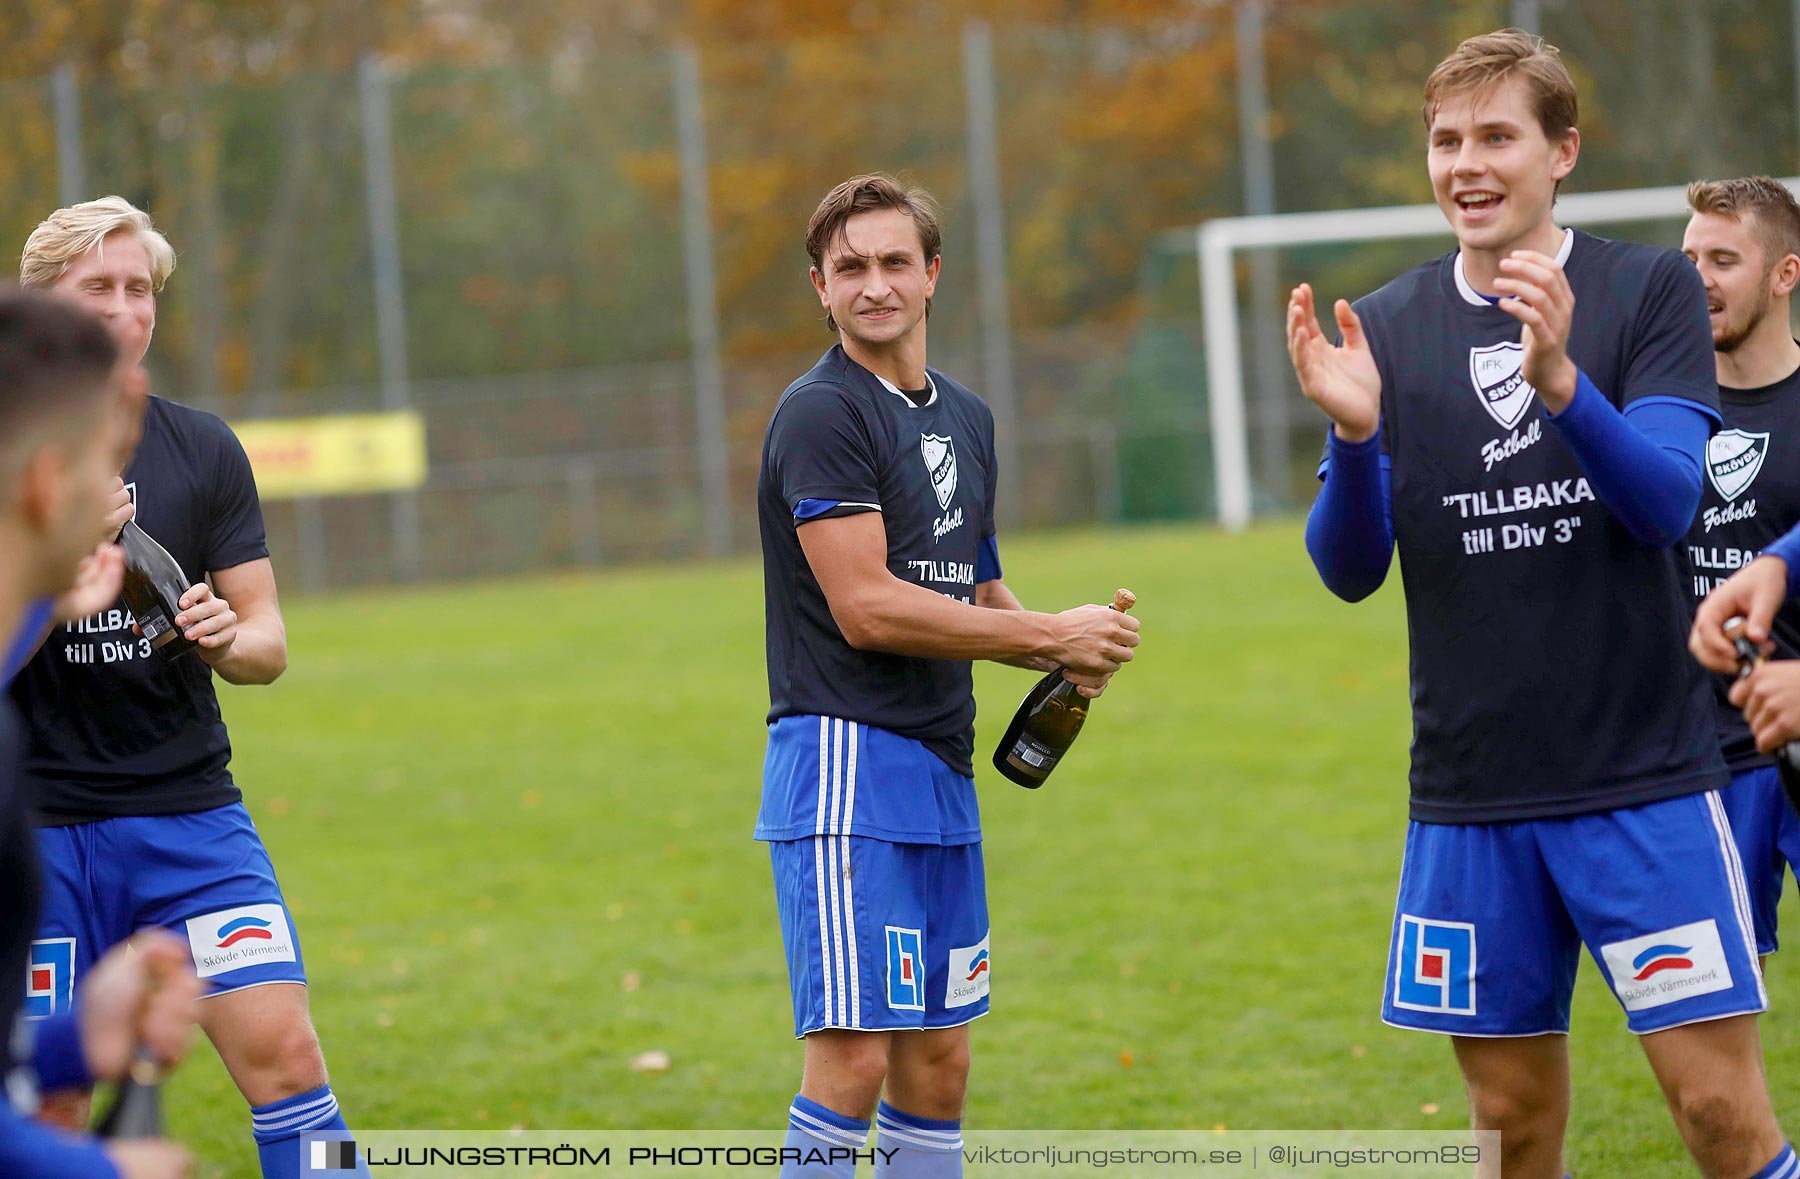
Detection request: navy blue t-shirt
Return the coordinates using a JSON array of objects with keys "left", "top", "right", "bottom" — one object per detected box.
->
[
  {"left": 1354, "top": 230, "right": 1725, "bottom": 823},
  {"left": 1685, "top": 361, "right": 1800, "bottom": 773},
  {"left": 9, "top": 396, "right": 269, "bottom": 824},
  {"left": 759, "top": 346, "right": 998, "bottom": 777}
]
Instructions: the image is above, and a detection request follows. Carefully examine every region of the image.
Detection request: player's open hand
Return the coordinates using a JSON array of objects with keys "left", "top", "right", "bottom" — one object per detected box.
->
[
  {"left": 1286, "top": 283, "right": 1380, "bottom": 443},
  {"left": 1050, "top": 603, "right": 1140, "bottom": 678},
  {"left": 103, "top": 1141, "right": 192, "bottom": 1179},
  {"left": 176, "top": 582, "right": 237, "bottom": 663},
  {"left": 1729, "top": 662, "right": 1800, "bottom": 754},
  {"left": 1494, "top": 249, "right": 1578, "bottom": 411},
  {"left": 1692, "top": 554, "right": 1789, "bottom": 674},
  {"left": 77, "top": 930, "right": 201, "bottom": 1085},
  {"left": 51, "top": 542, "right": 125, "bottom": 624}
]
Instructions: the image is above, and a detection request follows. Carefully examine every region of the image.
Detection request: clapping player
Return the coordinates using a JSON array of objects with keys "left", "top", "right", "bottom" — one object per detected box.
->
[{"left": 1290, "top": 30, "right": 1789, "bottom": 1179}]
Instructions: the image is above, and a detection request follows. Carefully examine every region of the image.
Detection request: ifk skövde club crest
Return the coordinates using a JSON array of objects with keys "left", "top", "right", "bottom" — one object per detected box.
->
[
  {"left": 1468, "top": 341, "right": 1535, "bottom": 431},
  {"left": 1706, "top": 429, "right": 1770, "bottom": 502},
  {"left": 920, "top": 433, "right": 957, "bottom": 510}
]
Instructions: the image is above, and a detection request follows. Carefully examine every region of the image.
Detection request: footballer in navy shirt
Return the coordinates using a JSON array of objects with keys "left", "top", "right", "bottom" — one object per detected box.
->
[
  {"left": 1679, "top": 177, "right": 1800, "bottom": 966},
  {"left": 13, "top": 198, "right": 370, "bottom": 1179},
  {"left": 757, "top": 175, "right": 1139, "bottom": 1177},
  {"left": 0, "top": 287, "right": 205, "bottom": 1179},
  {"left": 1291, "top": 32, "right": 1791, "bottom": 1179}
]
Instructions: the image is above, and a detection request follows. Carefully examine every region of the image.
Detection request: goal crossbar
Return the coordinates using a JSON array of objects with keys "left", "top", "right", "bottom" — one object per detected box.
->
[{"left": 1195, "top": 177, "right": 1800, "bottom": 531}]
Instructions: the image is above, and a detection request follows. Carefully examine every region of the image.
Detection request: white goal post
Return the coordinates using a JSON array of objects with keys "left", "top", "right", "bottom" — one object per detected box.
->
[{"left": 1196, "top": 177, "right": 1800, "bottom": 532}]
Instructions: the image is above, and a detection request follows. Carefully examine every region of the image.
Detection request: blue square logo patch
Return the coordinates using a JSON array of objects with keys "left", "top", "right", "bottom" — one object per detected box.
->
[
  {"left": 1393, "top": 915, "right": 1476, "bottom": 1015},
  {"left": 886, "top": 926, "right": 925, "bottom": 1011},
  {"left": 26, "top": 939, "right": 75, "bottom": 1020}
]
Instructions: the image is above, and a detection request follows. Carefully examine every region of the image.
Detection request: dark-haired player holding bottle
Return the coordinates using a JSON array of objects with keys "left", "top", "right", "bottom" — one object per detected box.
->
[{"left": 758, "top": 174, "right": 1138, "bottom": 1179}]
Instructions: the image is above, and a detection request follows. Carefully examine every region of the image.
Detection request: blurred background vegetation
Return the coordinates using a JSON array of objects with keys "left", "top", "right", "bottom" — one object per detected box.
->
[{"left": 1, "top": 0, "right": 1793, "bottom": 587}]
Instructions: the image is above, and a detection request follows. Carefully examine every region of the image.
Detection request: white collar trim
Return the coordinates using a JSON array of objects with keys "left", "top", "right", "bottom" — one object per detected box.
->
[
  {"left": 1454, "top": 227, "right": 1575, "bottom": 306},
  {"left": 875, "top": 371, "right": 938, "bottom": 407}
]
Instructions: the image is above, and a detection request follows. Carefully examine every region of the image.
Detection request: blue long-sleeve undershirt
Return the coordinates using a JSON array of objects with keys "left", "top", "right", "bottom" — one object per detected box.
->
[
  {"left": 1306, "top": 372, "right": 1712, "bottom": 601},
  {"left": 30, "top": 1011, "right": 92, "bottom": 1092},
  {"left": 1764, "top": 524, "right": 1800, "bottom": 595},
  {"left": 0, "top": 1109, "right": 117, "bottom": 1177}
]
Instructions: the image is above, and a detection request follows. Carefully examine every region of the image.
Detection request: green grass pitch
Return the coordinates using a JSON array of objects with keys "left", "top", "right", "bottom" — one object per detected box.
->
[{"left": 160, "top": 520, "right": 1796, "bottom": 1175}]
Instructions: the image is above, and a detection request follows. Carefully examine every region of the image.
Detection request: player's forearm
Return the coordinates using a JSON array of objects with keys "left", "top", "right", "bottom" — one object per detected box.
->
[
  {"left": 207, "top": 615, "right": 287, "bottom": 685},
  {"left": 974, "top": 579, "right": 1058, "bottom": 671},
  {"left": 1548, "top": 374, "right": 1706, "bottom": 547},
  {"left": 1305, "top": 428, "right": 1393, "bottom": 602},
  {"left": 831, "top": 575, "right": 1060, "bottom": 664}
]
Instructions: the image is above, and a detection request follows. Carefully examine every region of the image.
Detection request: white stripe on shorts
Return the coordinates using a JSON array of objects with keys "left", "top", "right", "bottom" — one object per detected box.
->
[
  {"left": 827, "top": 721, "right": 848, "bottom": 1020},
  {"left": 1704, "top": 789, "right": 1767, "bottom": 1009},
  {"left": 843, "top": 723, "right": 861, "bottom": 1028},
  {"left": 815, "top": 720, "right": 833, "bottom": 1024}
]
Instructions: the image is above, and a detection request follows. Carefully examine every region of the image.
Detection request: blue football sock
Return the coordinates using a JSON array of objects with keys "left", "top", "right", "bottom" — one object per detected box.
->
[
  {"left": 782, "top": 1094, "right": 870, "bottom": 1179},
  {"left": 874, "top": 1102, "right": 962, "bottom": 1179},
  {"left": 250, "top": 1085, "right": 369, "bottom": 1178},
  {"left": 1751, "top": 1143, "right": 1798, "bottom": 1179}
]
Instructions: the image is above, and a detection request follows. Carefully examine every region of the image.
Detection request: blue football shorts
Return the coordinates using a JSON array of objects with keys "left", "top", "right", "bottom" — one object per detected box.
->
[
  {"left": 1721, "top": 765, "right": 1800, "bottom": 955},
  {"left": 1383, "top": 789, "right": 1765, "bottom": 1036},
  {"left": 28, "top": 801, "right": 307, "bottom": 1019},
  {"left": 770, "top": 835, "right": 990, "bottom": 1038}
]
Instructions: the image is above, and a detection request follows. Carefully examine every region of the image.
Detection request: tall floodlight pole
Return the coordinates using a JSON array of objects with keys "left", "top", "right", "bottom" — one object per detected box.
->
[
  {"left": 359, "top": 54, "right": 423, "bottom": 581},
  {"left": 673, "top": 42, "right": 731, "bottom": 558},
  {"left": 1236, "top": 0, "right": 1286, "bottom": 508},
  {"left": 963, "top": 22, "right": 1022, "bottom": 530}
]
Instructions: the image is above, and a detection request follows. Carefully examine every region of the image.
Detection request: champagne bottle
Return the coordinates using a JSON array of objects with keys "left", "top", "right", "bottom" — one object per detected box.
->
[
  {"left": 94, "top": 1050, "right": 166, "bottom": 1140},
  {"left": 118, "top": 519, "right": 197, "bottom": 662},
  {"left": 1725, "top": 616, "right": 1800, "bottom": 819},
  {"left": 993, "top": 588, "right": 1135, "bottom": 789}
]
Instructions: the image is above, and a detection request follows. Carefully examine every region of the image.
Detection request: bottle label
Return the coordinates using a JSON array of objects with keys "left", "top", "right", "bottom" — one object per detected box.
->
[
  {"left": 1009, "top": 736, "right": 1060, "bottom": 771},
  {"left": 138, "top": 611, "right": 171, "bottom": 642}
]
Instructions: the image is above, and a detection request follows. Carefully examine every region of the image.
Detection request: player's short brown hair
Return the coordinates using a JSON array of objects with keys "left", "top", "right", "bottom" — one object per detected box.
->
[
  {"left": 0, "top": 285, "right": 120, "bottom": 495},
  {"left": 1422, "top": 28, "right": 1578, "bottom": 142},
  {"left": 805, "top": 174, "right": 942, "bottom": 333},
  {"left": 1687, "top": 176, "right": 1800, "bottom": 271}
]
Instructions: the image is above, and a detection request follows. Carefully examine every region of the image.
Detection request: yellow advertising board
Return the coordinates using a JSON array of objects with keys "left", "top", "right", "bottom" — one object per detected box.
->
[{"left": 233, "top": 411, "right": 427, "bottom": 501}]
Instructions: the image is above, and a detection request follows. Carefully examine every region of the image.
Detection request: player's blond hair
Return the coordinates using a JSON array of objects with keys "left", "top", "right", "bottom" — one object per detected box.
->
[
  {"left": 1422, "top": 28, "right": 1578, "bottom": 142},
  {"left": 20, "top": 196, "right": 176, "bottom": 291},
  {"left": 1687, "top": 176, "right": 1800, "bottom": 273}
]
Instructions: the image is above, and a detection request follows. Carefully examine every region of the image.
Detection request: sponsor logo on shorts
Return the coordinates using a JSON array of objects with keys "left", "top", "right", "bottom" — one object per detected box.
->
[
  {"left": 25, "top": 939, "right": 75, "bottom": 1020},
  {"left": 946, "top": 935, "right": 991, "bottom": 1009},
  {"left": 1392, "top": 915, "right": 1476, "bottom": 1016},
  {"left": 185, "top": 904, "right": 298, "bottom": 979},
  {"left": 216, "top": 916, "right": 276, "bottom": 948},
  {"left": 886, "top": 926, "right": 925, "bottom": 1012},
  {"left": 1601, "top": 920, "right": 1733, "bottom": 1011}
]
